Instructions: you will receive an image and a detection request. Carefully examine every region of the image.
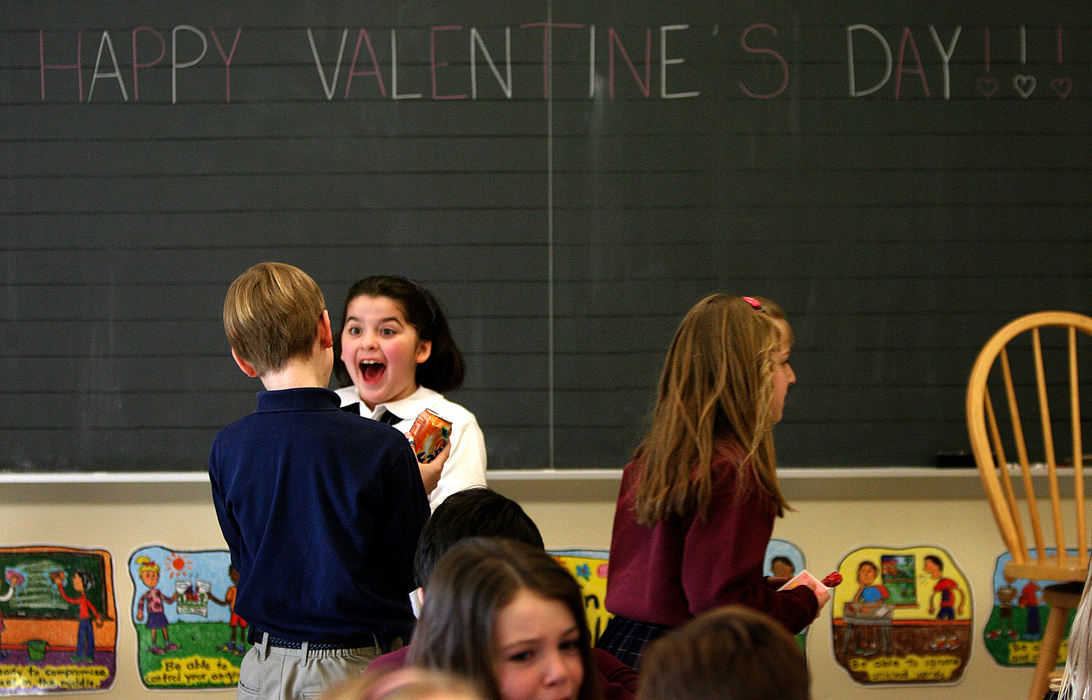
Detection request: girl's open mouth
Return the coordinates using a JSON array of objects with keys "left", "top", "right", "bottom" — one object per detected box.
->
[{"left": 360, "top": 360, "right": 386, "bottom": 383}]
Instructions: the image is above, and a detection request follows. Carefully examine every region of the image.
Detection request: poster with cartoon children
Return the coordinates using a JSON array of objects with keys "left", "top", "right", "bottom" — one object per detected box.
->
[
  {"left": 128, "top": 546, "right": 244, "bottom": 690},
  {"left": 0, "top": 546, "right": 117, "bottom": 694},
  {"left": 983, "top": 550, "right": 1078, "bottom": 667},
  {"left": 764, "top": 539, "right": 809, "bottom": 654},
  {"left": 832, "top": 546, "right": 972, "bottom": 685}
]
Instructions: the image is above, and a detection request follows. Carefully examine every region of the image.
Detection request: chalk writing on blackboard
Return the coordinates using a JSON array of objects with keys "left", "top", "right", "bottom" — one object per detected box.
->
[{"left": 33, "top": 21, "right": 1076, "bottom": 103}]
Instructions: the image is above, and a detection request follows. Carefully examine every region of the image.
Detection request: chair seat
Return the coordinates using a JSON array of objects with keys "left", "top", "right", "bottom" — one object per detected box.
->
[
  {"left": 1042, "top": 581, "right": 1084, "bottom": 608},
  {"left": 1006, "top": 557, "right": 1090, "bottom": 584}
]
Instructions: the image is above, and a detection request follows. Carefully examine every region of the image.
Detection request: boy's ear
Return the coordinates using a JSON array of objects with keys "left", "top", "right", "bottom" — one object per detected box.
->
[
  {"left": 318, "top": 310, "right": 334, "bottom": 350},
  {"left": 231, "top": 348, "right": 259, "bottom": 378}
]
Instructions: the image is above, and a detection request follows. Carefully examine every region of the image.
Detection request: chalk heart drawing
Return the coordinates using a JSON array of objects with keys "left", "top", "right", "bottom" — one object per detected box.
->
[
  {"left": 976, "top": 75, "right": 999, "bottom": 98},
  {"left": 1051, "top": 77, "right": 1073, "bottom": 99},
  {"left": 1013, "top": 74, "right": 1037, "bottom": 99}
]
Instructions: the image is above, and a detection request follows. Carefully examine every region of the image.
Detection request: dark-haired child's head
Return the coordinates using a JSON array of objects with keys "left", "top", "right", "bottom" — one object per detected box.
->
[
  {"left": 637, "top": 606, "right": 809, "bottom": 700},
  {"left": 336, "top": 276, "right": 464, "bottom": 407},
  {"left": 415, "top": 488, "right": 544, "bottom": 588}
]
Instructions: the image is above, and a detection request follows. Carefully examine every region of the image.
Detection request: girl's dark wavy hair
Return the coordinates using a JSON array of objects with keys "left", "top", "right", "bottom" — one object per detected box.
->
[{"left": 334, "top": 275, "right": 465, "bottom": 392}]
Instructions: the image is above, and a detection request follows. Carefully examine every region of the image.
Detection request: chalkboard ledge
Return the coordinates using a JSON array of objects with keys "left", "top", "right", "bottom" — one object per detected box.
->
[{"left": 0, "top": 467, "right": 1079, "bottom": 504}]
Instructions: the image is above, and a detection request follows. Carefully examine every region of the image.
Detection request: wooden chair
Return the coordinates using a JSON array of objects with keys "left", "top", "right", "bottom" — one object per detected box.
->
[{"left": 966, "top": 311, "right": 1092, "bottom": 700}]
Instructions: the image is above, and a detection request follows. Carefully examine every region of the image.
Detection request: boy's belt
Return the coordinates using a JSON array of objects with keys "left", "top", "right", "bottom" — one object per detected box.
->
[{"left": 247, "top": 627, "right": 398, "bottom": 652}]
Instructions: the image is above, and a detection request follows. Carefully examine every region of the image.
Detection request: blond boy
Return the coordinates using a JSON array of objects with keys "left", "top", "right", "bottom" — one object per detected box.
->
[{"left": 210, "top": 262, "right": 429, "bottom": 700}]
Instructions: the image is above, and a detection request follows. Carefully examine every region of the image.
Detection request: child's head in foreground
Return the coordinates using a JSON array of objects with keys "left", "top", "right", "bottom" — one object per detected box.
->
[
  {"left": 223, "top": 262, "right": 327, "bottom": 377},
  {"left": 636, "top": 605, "right": 809, "bottom": 700},
  {"left": 413, "top": 487, "right": 544, "bottom": 589},
  {"left": 324, "top": 667, "right": 485, "bottom": 700},
  {"left": 409, "top": 537, "right": 601, "bottom": 700}
]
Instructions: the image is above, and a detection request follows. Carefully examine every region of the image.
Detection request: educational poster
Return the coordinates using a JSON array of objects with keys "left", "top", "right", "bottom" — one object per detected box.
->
[
  {"left": 128, "top": 546, "right": 243, "bottom": 690},
  {"left": 983, "top": 550, "right": 1077, "bottom": 667},
  {"left": 764, "top": 539, "right": 808, "bottom": 653},
  {"left": 550, "top": 550, "right": 610, "bottom": 645},
  {"left": 765, "top": 538, "right": 804, "bottom": 580},
  {"left": 0, "top": 545, "right": 117, "bottom": 694},
  {"left": 832, "top": 546, "right": 972, "bottom": 685}
]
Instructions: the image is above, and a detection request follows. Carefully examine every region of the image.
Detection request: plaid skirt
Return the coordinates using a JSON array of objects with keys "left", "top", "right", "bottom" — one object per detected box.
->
[{"left": 596, "top": 615, "right": 672, "bottom": 670}]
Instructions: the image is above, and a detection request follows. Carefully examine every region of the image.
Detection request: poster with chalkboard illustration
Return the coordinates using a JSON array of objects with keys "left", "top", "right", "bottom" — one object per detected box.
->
[
  {"left": 832, "top": 546, "right": 972, "bottom": 685},
  {"left": 0, "top": 546, "right": 117, "bottom": 693},
  {"left": 128, "top": 546, "right": 243, "bottom": 690},
  {"left": 983, "top": 550, "right": 1077, "bottom": 668}
]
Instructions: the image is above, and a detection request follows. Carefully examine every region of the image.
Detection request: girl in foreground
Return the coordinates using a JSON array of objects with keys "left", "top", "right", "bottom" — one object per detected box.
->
[
  {"left": 335, "top": 275, "right": 487, "bottom": 508},
  {"left": 597, "top": 294, "right": 829, "bottom": 668},
  {"left": 409, "top": 538, "right": 603, "bottom": 700}
]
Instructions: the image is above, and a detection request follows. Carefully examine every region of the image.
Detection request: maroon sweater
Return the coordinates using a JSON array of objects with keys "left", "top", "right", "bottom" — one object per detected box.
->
[{"left": 603, "top": 450, "right": 818, "bottom": 634}]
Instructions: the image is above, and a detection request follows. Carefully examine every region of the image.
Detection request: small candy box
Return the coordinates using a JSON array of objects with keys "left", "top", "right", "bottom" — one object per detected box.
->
[
  {"left": 409, "top": 409, "right": 452, "bottom": 463},
  {"left": 777, "top": 569, "right": 840, "bottom": 593}
]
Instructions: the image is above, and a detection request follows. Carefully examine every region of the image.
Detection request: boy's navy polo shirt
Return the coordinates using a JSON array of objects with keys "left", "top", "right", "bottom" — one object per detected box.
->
[{"left": 209, "top": 387, "right": 429, "bottom": 644}]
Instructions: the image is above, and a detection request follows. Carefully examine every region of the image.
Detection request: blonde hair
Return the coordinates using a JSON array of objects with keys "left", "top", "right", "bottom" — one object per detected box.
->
[
  {"left": 323, "top": 667, "right": 484, "bottom": 700},
  {"left": 223, "top": 262, "right": 326, "bottom": 376},
  {"left": 633, "top": 294, "right": 791, "bottom": 525},
  {"left": 1060, "top": 562, "right": 1092, "bottom": 700},
  {"left": 135, "top": 556, "right": 159, "bottom": 574}
]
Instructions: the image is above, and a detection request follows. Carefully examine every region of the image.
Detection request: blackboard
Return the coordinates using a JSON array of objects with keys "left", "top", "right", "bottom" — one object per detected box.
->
[{"left": 2, "top": 2, "right": 1089, "bottom": 472}]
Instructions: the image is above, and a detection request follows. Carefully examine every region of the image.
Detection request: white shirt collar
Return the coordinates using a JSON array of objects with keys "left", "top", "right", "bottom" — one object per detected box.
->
[{"left": 368, "top": 386, "right": 442, "bottom": 422}]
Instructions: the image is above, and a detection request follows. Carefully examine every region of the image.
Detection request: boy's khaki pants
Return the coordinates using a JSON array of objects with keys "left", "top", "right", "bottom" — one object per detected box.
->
[{"left": 237, "top": 633, "right": 379, "bottom": 700}]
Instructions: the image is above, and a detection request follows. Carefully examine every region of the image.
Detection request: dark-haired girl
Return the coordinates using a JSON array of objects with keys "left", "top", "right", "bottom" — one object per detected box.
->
[{"left": 335, "top": 276, "right": 486, "bottom": 509}]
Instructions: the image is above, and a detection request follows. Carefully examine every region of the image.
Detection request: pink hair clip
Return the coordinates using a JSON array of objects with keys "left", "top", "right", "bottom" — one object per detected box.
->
[{"left": 742, "top": 296, "right": 762, "bottom": 309}]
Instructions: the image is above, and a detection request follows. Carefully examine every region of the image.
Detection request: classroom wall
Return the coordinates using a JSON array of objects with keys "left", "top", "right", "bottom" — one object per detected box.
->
[{"left": 0, "top": 469, "right": 1070, "bottom": 699}]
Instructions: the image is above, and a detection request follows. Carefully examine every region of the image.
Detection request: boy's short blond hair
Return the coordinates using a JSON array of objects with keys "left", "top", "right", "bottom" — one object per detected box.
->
[{"left": 223, "top": 262, "right": 325, "bottom": 377}]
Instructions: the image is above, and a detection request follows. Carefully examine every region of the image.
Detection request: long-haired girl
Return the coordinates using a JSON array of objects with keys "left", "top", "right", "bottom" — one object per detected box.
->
[{"left": 596, "top": 294, "right": 827, "bottom": 668}]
